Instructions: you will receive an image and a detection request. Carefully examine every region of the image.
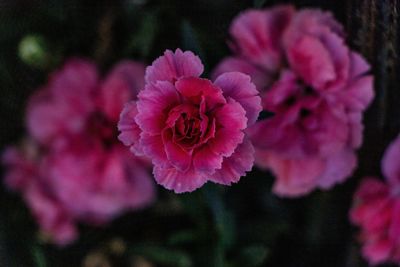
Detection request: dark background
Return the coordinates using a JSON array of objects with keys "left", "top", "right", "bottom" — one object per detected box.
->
[{"left": 0, "top": 0, "right": 399, "bottom": 266}]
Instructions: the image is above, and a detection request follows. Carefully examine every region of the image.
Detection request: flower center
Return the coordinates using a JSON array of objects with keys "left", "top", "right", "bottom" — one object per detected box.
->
[
  {"left": 88, "top": 112, "right": 118, "bottom": 148},
  {"left": 166, "top": 103, "right": 215, "bottom": 151}
]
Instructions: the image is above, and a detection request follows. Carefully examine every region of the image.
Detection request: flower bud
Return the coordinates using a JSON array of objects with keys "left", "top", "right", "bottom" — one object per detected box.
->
[{"left": 18, "top": 34, "right": 55, "bottom": 69}]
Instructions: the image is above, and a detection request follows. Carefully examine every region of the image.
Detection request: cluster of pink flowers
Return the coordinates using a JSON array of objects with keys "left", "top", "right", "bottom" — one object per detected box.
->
[
  {"left": 350, "top": 136, "right": 400, "bottom": 265},
  {"left": 2, "top": 4, "right": 377, "bottom": 255},
  {"left": 213, "top": 5, "right": 374, "bottom": 197},
  {"left": 2, "top": 59, "right": 155, "bottom": 245},
  {"left": 118, "top": 49, "right": 261, "bottom": 193}
]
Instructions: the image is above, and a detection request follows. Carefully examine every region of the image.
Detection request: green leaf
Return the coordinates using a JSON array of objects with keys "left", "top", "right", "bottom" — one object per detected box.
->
[
  {"left": 130, "top": 245, "right": 192, "bottom": 267},
  {"left": 32, "top": 245, "right": 47, "bottom": 267},
  {"left": 179, "top": 191, "right": 208, "bottom": 231},
  {"left": 125, "top": 12, "right": 158, "bottom": 58},
  {"left": 168, "top": 230, "right": 198, "bottom": 245},
  {"left": 181, "top": 20, "right": 206, "bottom": 67},
  {"left": 203, "top": 184, "right": 236, "bottom": 250},
  {"left": 253, "top": 0, "right": 267, "bottom": 8},
  {"left": 238, "top": 245, "right": 269, "bottom": 267}
]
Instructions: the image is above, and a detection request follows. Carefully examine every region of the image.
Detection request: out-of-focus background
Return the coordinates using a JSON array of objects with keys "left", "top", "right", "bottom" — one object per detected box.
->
[{"left": 0, "top": 0, "right": 399, "bottom": 266}]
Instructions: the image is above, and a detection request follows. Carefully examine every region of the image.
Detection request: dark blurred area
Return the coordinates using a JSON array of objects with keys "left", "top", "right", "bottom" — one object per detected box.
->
[{"left": 0, "top": 0, "right": 399, "bottom": 266}]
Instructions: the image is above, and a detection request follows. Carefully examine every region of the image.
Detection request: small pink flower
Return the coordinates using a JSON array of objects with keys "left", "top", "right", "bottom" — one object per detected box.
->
[
  {"left": 350, "top": 136, "right": 400, "bottom": 265},
  {"left": 2, "top": 58, "right": 155, "bottom": 245},
  {"left": 118, "top": 49, "right": 261, "bottom": 193},
  {"left": 212, "top": 5, "right": 374, "bottom": 197}
]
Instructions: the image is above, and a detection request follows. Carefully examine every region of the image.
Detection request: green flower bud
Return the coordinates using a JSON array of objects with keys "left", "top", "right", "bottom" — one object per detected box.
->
[{"left": 18, "top": 34, "right": 57, "bottom": 70}]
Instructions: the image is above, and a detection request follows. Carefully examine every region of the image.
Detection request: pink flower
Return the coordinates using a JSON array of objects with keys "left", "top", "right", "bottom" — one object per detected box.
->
[
  {"left": 2, "top": 58, "right": 155, "bottom": 245},
  {"left": 350, "top": 136, "right": 400, "bottom": 265},
  {"left": 118, "top": 49, "right": 261, "bottom": 193},
  {"left": 212, "top": 5, "right": 374, "bottom": 197}
]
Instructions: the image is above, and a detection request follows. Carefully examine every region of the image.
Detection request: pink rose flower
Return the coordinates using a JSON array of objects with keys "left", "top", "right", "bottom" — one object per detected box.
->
[
  {"left": 350, "top": 136, "right": 400, "bottom": 265},
  {"left": 2, "top": 58, "right": 155, "bottom": 245},
  {"left": 118, "top": 49, "right": 262, "bottom": 193},
  {"left": 212, "top": 5, "right": 374, "bottom": 197}
]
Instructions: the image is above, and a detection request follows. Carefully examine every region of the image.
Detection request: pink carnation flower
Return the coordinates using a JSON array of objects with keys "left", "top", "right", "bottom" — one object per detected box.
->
[
  {"left": 118, "top": 49, "right": 261, "bottom": 193},
  {"left": 2, "top": 58, "right": 155, "bottom": 245},
  {"left": 212, "top": 5, "right": 374, "bottom": 197},
  {"left": 350, "top": 136, "right": 400, "bottom": 265}
]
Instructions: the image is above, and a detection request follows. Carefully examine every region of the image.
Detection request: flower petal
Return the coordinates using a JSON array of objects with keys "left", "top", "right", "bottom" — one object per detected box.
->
[
  {"left": 230, "top": 6, "right": 294, "bottom": 70},
  {"left": 214, "top": 72, "right": 262, "bottom": 125},
  {"left": 153, "top": 165, "right": 207, "bottom": 193},
  {"left": 162, "top": 129, "right": 192, "bottom": 172},
  {"left": 175, "top": 77, "right": 226, "bottom": 108},
  {"left": 208, "top": 99, "right": 247, "bottom": 157},
  {"left": 25, "top": 182, "right": 77, "bottom": 246},
  {"left": 145, "top": 49, "right": 204, "bottom": 84},
  {"left": 382, "top": 135, "right": 400, "bottom": 187},
  {"left": 136, "top": 81, "right": 180, "bottom": 135},
  {"left": 256, "top": 149, "right": 325, "bottom": 197},
  {"left": 193, "top": 144, "right": 223, "bottom": 174},
  {"left": 118, "top": 101, "right": 143, "bottom": 155},
  {"left": 285, "top": 35, "right": 336, "bottom": 89},
  {"left": 99, "top": 61, "right": 145, "bottom": 121},
  {"left": 211, "top": 57, "right": 273, "bottom": 90},
  {"left": 140, "top": 133, "right": 169, "bottom": 168},
  {"left": 317, "top": 149, "right": 357, "bottom": 189},
  {"left": 209, "top": 138, "right": 254, "bottom": 185}
]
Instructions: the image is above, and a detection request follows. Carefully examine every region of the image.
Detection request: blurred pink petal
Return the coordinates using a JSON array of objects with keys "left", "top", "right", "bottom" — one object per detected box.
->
[
  {"left": 2, "top": 58, "right": 155, "bottom": 246},
  {"left": 350, "top": 135, "right": 400, "bottom": 265},
  {"left": 350, "top": 178, "right": 396, "bottom": 265},
  {"left": 382, "top": 135, "right": 400, "bottom": 187},
  {"left": 211, "top": 57, "right": 272, "bottom": 89},
  {"left": 25, "top": 182, "right": 78, "bottom": 246},
  {"left": 213, "top": 5, "right": 374, "bottom": 196},
  {"left": 230, "top": 5, "right": 294, "bottom": 71},
  {"left": 214, "top": 72, "right": 262, "bottom": 125},
  {"left": 99, "top": 61, "right": 145, "bottom": 121}
]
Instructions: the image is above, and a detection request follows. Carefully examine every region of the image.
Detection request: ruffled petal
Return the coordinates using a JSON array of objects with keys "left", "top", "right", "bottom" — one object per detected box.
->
[
  {"left": 136, "top": 81, "right": 180, "bottom": 135},
  {"left": 162, "top": 129, "right": 192, "bottom": 172},
  {"left": 27, "top": 88, "right": 92, "bottom": 144},
  {"left": 99, "top": 61, "right": 145, "bottom": 121},
  {"left": 145, "top": 49, "right": 204, "bottom": 84},
  {"left": 214, "top": 72, "right": 262, "bottom": 125},
  {"left": 317, "top": 149, "right": 357, "bottom": 189},
  {"left": 209, "top": 138, "right": 254, "bottom": 185},
  {"left": 339, "top": 76, "right": 374, "bottom": 111},
  {"left": 230, "top": 5, "right": 294, "bottom": 70},
  {"left": 256, "top": 150, "right": 325, "bottom": 197},
  {"left": 140, "top": 133, "right": 169, "bottom": 168},
  {"left": 175, "top": 77, "right": 226, "bottom": 108},
  {"left": 25, "top": 182, "right": 77, "bottom": 246},
  {"left": 211, "top": 57, "right": 273, "bottom": 90},
  {"left": 193, "top": 144, "right": 223, "bottom": 174},
  {"left": 208, "top": 99, "right": 247, "bottom": 157},
  {"left": 285, "top": 35, "right": 336, "bottom": 90},
  {"left": 382, "top": 135, "right": 400, "bottom": 187},
  {"left": 153, "top": 165, "right": 207, "bottom": 193},
  {"left": 118, "top": 101, "right": 143, "bottom": 155}
]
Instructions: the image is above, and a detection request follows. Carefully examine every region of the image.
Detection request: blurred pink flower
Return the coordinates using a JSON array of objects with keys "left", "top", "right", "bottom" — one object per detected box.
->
[
  {"left": 2, "top": 58, "right": 155, "bottom": 245},
  {"left": 212, "top": 5, "right": 374, "bottom": 197},
  {"left": 350, "top": 136, "right": 400, "bottom": 265},
  {"left": 118, "top": 49, "right": 261, "bottom": 193}
]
